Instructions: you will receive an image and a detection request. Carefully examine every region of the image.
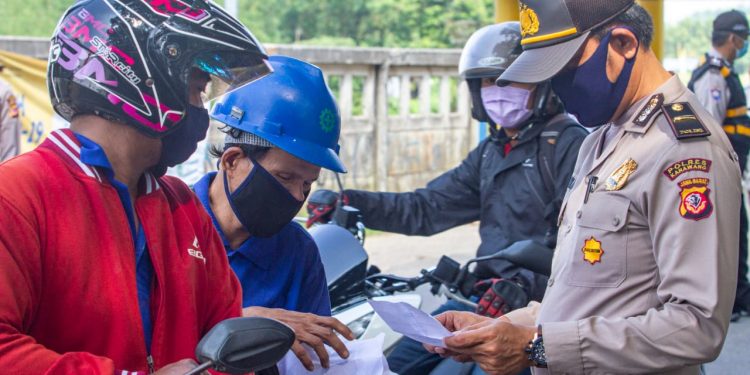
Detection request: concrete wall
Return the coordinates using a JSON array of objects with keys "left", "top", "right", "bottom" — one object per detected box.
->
[{"left": 0, "top": 36, "right": 474, "bottom": 192}]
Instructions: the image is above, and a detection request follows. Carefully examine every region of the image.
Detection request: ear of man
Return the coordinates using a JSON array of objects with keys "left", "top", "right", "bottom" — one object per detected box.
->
[{"left": 220, "top": 146, "right": 247, "bottom": 174}]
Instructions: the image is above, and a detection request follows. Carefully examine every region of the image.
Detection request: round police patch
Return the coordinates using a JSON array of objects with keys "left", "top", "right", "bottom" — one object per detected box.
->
[{"left": 711, "top": 88, "right": 722, "bottom": 101}]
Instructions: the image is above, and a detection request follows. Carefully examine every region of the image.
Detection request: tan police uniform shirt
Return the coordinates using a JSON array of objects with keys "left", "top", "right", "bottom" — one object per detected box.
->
[
  {"left": 0, "top": 79, "right": 20, "bottom": 162},
  {"left": 526, "top": 75, "right": 740, "bottom": 374},
  {"left": 691, "top": 49, "right": 731, "bottom": 124}
]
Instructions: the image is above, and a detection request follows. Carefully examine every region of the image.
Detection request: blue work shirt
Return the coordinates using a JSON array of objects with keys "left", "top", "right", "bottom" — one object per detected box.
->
[
  {"left": 194, "top": 172, "right": 331, "bottom": 316},
  {"left": 75, "top": 133, "right": 154, "bottom": 352}
]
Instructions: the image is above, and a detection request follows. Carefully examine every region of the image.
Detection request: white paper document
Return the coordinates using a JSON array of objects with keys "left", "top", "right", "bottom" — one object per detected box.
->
[
  {"left": 368, "top": 299, "right": 453, "bottom": 348},
  {"left": 278, "top": 333, "right": 395, "bottom": 375}
]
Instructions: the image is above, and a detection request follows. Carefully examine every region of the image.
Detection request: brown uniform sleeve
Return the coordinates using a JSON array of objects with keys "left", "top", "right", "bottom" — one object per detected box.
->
[
  {"left": 0, "top": 87, "right": 21, "bottom": 162},
  {"left": 542, "top": 140, "right": 740, "bottom": 373}
]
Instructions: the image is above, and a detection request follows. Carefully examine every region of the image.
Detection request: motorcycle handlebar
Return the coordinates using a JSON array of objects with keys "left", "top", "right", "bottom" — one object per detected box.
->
[{"left": 365, "top": 272, "right": 431, "bottom": 294}]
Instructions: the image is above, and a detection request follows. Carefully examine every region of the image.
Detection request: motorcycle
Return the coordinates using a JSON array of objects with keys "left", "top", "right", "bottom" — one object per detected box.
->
[
  {"left": 305, "top": 177, "right": 552, "bottom": 374},
  {"left": 371, "top": 240, "right": 552, "bottom": 375},
  {"left": 306, "top": 202, "right": 423, "bottom": 354}
]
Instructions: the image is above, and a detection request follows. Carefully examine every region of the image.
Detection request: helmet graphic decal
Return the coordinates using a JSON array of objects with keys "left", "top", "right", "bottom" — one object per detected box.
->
[
  {"left": 139, "top": 0, "right": 257, "bottom": 50},
  {"left": 141, "top": 0, "right": 209, "bottom": 22},
  {"left": 51, "top": 1, "right": 168, "bottom": 130}
]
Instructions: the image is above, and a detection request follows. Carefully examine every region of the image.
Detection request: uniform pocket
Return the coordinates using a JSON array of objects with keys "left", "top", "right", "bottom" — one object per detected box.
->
[{"left": 565, "top": 193, "right": 630, "bottom": 288}]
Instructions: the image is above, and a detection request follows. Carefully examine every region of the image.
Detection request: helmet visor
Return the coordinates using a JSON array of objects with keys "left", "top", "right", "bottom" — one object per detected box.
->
[{"left": 191, "top": 50, "right": 273, "bottom": 103}]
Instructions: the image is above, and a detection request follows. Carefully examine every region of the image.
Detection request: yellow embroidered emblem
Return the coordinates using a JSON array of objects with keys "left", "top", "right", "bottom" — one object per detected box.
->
[
  {"left": 605, "top": 158, "right": 638, "bottom": 191},
  {"left": 581, "top": 237, "right": 604, "bottom": 265},
  {"left": 520, "top": 4, "right": 540, "bottom": 38},
  {"left": 678, "top": 178, "right": 713, "bottom": 221}
]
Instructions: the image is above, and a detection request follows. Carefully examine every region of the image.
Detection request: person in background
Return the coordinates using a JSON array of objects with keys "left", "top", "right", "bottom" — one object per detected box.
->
[
  {"left": 689, "top": 9, "right": 750, "bottom": 321},
  {"left": 0, "top": 63, "right": 20, "bottom": 162},
  {"left": 195, "top": 55, "right": 354, "bottom": 372},
  {"left": 428, "top": 1, "right": 741, "bottom": 374},
  {"left": 311, "top": 22, "right": 587, "bottom": 375},
  {"left": 0, "top": 0, "right": 271, "bottom": 373}
]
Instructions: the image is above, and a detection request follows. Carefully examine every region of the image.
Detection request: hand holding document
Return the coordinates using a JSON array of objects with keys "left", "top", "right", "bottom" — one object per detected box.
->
[
  {"left": 278, "top": 333, "right": 395, "bottom": 375},
  {"left": 368, "top": 299, "right": 453, "bottom": 348}
]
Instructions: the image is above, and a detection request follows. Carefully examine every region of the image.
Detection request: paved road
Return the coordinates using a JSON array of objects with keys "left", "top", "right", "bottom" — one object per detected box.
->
[{"left": 366, "top": 223, "right": 750, "bottom": 374}]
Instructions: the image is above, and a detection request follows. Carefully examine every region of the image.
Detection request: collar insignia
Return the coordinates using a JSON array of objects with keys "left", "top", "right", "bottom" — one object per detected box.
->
[{"left": 633, "top": 94, "right": 664, "bottom": 127}]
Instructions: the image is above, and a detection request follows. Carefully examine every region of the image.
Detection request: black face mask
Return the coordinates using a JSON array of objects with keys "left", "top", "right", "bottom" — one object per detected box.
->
[
  {"left": 150, "top": 104, "right": 210, "bottom": 177},
  {"left": 223, "top": 159, "right": 306, "bottom": 238}
]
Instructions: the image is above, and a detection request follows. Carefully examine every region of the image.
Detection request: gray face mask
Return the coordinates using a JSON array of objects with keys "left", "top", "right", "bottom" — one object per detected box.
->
[{"left": 223, "top": 159, "right": 305, "bottom": 238}]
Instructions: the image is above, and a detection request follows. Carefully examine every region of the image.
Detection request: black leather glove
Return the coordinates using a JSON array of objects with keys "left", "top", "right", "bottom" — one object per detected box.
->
[
  {"left": 306, "top": 189, "right": 347, "bottom": 228},
  {"left": 474, "top": 278, "right": 530, "bottom": 318}
]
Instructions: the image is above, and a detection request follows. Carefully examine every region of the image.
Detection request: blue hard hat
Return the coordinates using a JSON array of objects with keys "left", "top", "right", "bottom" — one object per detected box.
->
[{"left": 211, "top": 55, "right": 346, "bottom": 173}]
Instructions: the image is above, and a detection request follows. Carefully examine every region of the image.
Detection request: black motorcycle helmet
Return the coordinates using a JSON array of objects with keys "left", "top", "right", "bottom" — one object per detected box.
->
[
  {"left": 459, "top": 22, "right": 562, "bottom": 139},
  {"left": 47, "top": 0, "right": 271, "bottom": 138}
]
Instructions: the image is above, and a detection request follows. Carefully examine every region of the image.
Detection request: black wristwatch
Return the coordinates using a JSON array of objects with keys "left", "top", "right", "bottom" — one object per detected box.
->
[{"left": 525, "top": 325, "right": 548, "bottom": 368}]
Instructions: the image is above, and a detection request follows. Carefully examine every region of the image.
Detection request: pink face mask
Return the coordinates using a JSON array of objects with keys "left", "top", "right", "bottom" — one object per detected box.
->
[{"left": 481, "top": 85, "right": 533, "bottom": 129}]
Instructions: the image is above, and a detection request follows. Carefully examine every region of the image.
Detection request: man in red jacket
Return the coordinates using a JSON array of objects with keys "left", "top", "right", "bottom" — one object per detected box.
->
[{"left": 0, "top": 1, "right": 271, "bottom": 374}]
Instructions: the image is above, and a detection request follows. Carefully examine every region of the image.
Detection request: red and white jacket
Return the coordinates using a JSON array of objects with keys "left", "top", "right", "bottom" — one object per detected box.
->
[{"left": 0, "top": 129, "right": 242, "bottom": 374}]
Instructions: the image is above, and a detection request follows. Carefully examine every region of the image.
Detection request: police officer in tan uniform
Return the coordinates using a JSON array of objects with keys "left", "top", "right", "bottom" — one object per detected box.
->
[
  {"left": 426, "top": 1, "right": 741, "bottom": 374},
  {"left": 0, "top": 63, "right": 20, "bottom": 162}
]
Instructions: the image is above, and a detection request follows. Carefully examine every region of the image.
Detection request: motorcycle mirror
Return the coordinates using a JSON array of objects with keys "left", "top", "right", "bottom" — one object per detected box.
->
[
  {"left": 332, "top": 205, "right": 362, "bottom": 233},
  {"left": 185, "top": 317, "right": 295, "bottom": 375},
  {"left": 469, "top": 240, "right": 553, "bottom": 277}
]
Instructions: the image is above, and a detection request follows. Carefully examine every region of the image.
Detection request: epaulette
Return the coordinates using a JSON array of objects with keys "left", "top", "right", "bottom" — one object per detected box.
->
[
  {"left": 661, "top": 102, "right": 711, "bottom": 140},
  {"left": 707, "top": 55, "right": 724, "bottom": 68},
  {"left": 706, "top": 55, "right": 732, "bottom": 77}
]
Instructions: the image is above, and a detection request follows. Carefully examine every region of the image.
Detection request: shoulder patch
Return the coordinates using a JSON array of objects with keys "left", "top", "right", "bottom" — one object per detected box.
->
[
  {"left": 711, "top": 88, "right": 722, "bottom": 101},
  {"left": 663, "top": 158, "right": 712, "bottom": 180},
  {"left": 678, "top": 177, "right": 713, "bottom": 221},
  {"left": 634, "top": 94, "right": 664, "bottom": 127},
  {"left": 661, "top": 102, "right": 711, "bottom": 140}
]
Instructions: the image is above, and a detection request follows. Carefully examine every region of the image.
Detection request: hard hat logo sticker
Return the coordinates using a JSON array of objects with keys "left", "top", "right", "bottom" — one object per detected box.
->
[{"left": 320, "top": 108, "right": 336, "bottom": 133}]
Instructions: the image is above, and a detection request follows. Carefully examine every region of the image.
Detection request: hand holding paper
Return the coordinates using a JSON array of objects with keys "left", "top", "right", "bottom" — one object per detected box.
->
[
  {"left": 368, "top": 300, "right": 453, "bottom": 348},
  {"left": 278, "top": 334, "right": 395, "bottom": 375}
]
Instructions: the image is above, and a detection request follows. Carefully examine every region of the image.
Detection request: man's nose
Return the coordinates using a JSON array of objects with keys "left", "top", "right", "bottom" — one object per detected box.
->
[{"left": 290, "top": 186, "right": 306, "bottom": 202}]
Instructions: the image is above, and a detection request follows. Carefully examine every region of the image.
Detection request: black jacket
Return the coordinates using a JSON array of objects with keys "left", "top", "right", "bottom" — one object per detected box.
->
[{"left": 346, "top": 115, "right": 587, "bottom": 300}]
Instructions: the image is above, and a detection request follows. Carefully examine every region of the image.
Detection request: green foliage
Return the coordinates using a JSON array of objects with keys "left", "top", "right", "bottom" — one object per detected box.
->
[
  {"left": 0, "top": 0, "right": 494, "bottom": 48},
  {"left": 234, "top": 0, "right": 495, "bottom": 48},
  {"left": 0, "top": 1, "right": 71, "bottom": 37}
]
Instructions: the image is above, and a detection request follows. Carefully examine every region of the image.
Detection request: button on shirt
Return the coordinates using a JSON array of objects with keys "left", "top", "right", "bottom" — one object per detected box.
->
[
  {"left": 75, "top": 133, "right": 155, "bottom": 352},
  {"left": 194, "top": 172, "right": 331, "bottom": 316}
]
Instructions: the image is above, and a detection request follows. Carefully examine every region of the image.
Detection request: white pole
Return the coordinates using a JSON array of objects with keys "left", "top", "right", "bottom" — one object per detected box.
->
[{"left": 224, "top": 0, "right": 238, "bottom": 17}]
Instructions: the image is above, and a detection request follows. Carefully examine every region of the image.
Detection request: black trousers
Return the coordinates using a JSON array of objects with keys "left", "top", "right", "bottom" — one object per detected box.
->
[{"left": 729, "top": 135, "right": 750, "bottom": 310}]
